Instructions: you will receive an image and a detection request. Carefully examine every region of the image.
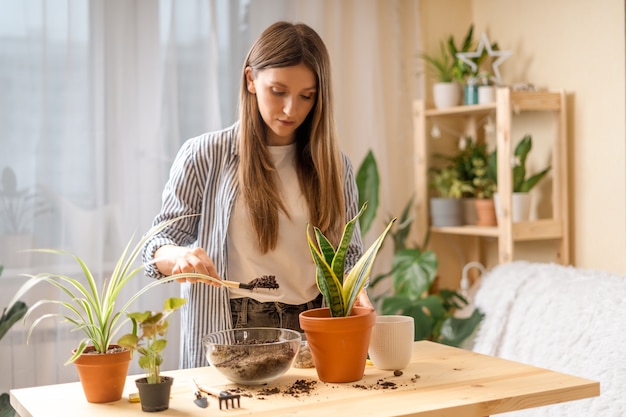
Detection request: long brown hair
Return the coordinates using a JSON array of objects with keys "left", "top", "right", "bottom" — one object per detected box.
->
[{"left": 238, "top": 21, "right": 345, "bottom": 253}]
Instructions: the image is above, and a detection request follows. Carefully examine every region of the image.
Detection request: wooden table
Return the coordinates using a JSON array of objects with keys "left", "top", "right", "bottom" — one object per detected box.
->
[{"left": 10, "top": 341, "right": 599, "bottom": 417}]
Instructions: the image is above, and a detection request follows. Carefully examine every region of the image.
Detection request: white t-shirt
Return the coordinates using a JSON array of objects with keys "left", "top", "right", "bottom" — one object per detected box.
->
[{"left": 227, "top": 143, "right": 318, "bottom": 304}]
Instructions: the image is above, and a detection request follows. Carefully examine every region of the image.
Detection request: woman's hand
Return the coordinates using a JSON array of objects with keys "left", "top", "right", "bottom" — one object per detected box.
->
[
  {"left": 354, "top": 289, "right": 374, "bottom": 310},
  {"left": 154, "top": 245, "right": 221, "bottom": 285}
]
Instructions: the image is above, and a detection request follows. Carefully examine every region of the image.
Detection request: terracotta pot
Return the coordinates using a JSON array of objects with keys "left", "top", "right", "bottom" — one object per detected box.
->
[
  {"left": 72, "top": 345, "right": 131, "bottom": 403},
  {"left": 299, "top": 306, "right": 376, "bottom": 383},
  {"left": 135, "top": 376, "right": 174, "bottom": 412},
  {"left": 475, "top": 198, "right": 497, "bottom": 226}
]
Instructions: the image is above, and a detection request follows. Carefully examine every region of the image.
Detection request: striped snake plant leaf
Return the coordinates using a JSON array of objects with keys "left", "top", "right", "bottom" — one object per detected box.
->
[
  {"left": 308, "top": 203, "right": 395, "bottom": 317},
  {"left": 307, "top": 226, "right": 345, "bottom": 317},
  {"left": 342, "top": 216, "right": 396, "bottom": 315}
]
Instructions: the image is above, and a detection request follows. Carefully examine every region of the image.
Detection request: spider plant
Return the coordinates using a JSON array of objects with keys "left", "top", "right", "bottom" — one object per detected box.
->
[{"left": 5, "top": 216, "right": 222, "bottom": 364}]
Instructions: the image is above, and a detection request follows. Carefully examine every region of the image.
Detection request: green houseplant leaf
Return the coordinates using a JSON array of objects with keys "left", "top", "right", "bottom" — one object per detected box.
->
[
  {"left": 0, "top": 393, "right": 15, "bottom": 417},
  {"left": 355, "top": 150, "right": 380, "bottom": 236},
  {"left": 118, "top": 297, "right": 186, "bottom": 384},
  {"left": 357, "top": 151, "right": 484, "bottom": 347},
  {"left": 0, "top": 264, "right": 22, "bottom": 417},
  {"left": 307, "top": 203, "right": 396, "bottom": 317},
  {"left": 0, "top": 301, "right": 27, "bottom": 341},
  {"left": 491, "top": 134, "right": 552, "bottom": 193}
]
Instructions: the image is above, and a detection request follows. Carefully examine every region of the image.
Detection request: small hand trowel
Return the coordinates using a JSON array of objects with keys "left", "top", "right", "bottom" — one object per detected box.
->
[
  {"left": 194, "top": 391, "right": 208, "bottom": 408},
  {"left": 191, "top": 379, "right": 209, "bottom": 408}
]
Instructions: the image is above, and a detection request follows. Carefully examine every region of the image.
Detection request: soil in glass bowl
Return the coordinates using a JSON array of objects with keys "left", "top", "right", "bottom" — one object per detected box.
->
[{"left": 204, "top": 328, "right": 301, "bottom": 385}]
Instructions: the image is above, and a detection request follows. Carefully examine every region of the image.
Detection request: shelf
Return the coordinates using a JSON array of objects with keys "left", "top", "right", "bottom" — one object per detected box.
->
[
  {"left": 431, "top": 225, "right": 499, "bottom": 237},
  {"left": 414, "top": 88, "right": 569, "bottom": 266},
  {"left": 425, "top": 102, "right": 496, "bottom": 117},
  {"left": 431, "top": 219, "right": 563, "bottom": 241}
]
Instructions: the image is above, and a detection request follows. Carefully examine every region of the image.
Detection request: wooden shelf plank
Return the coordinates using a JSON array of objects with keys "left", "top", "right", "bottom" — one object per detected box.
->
[
  {"left": 432, "top": 220, "right": 563, "bottom": 241},
  {"left": 512, "top": 219, "right": 563, "bottom": 240},
  {"left": 431, "top": 225, "right": 499, "bottom": 237},
  {"left": 510, "top": 91, "right": 561, "bottom": 111},
  {"left": 425, "top": 103, "right": 496, "bottom": 117}
]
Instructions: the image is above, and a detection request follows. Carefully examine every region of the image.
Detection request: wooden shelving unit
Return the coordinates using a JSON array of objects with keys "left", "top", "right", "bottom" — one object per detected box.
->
[{"left": 413, "top": 88, "right": 569, "bottom": 265}]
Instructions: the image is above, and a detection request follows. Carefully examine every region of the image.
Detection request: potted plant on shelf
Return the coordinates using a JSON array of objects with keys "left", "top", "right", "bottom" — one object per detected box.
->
[
  {"left": 443, "top": 136, "right": 487, "bottom": 225},
  {"left": 118, "top": 297, "right": 186, "bottom": 412},
  {"left": 455, "top": 138, "right": 497, "bottom": 226},
  {"left": 299, "top": 203, "right": 395, "bottom": 383},
  {"left": 429, "top": 164, "right": 472, "bottom": 227},
  {"left": 492, "top": 134, "right": 551, "bottom": 222},
  {"left": 420, "top": 25, "right": 482, "bottom": 108},
  {"left": 5, "top": 216, "right": 224, "bottom": 403}
]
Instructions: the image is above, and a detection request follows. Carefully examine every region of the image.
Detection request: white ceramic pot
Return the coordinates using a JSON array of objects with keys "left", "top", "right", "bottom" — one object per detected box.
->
[
  {"left": 493, "top": 192, "right": 532, "bottom": 222},
  {"left": 478, "top": 85, "right": 495, "bottom": 104},
  {"left": 430, "top": 197, "right": 463, "bottom": 227},
  {"left": 433, "top": 82, "right": 461, "bottom": 109}
]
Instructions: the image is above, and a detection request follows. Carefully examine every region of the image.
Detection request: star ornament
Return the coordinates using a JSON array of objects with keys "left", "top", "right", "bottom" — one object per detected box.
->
[{"left": 456, "top": 32, "right": 512, "bottom": 85}]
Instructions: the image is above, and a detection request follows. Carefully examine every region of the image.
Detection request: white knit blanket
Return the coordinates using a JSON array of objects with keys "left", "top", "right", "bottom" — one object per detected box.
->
[{"left": 471, "top": 261, "right": 626, "bottom": 417}]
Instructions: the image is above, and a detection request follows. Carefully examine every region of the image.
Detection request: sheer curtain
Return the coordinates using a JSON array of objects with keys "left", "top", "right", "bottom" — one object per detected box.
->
[{"left": 0, "top": 0, "right": 422, "bottom": 392}]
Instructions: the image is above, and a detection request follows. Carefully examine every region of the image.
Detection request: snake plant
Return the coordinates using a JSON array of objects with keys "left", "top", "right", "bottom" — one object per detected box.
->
[
  {"left": 307, "top": 203, "right": 395, "bottom": 317},
  {"left": 491, "top": 134, "right": 552, "bottom": 193}
]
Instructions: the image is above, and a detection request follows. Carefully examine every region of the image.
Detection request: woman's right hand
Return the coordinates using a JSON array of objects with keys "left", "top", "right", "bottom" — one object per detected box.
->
[{"left": 154, "top": 245, "right": 221, "bottom": 285}]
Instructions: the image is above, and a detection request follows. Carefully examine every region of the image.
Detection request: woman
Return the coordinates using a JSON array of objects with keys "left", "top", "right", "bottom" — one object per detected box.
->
[{"left": 142, "top": 21, "right": 369, "bottom": 369}]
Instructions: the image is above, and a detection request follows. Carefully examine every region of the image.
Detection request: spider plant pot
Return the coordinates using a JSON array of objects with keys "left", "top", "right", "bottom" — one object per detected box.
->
[
  {"left": 135, "top": 376, "right": 173, "bottom": 412},
  {"left": 299, "top": 306, "right": 375, "bottom": 383},
  {"left": 72, "top": 345, "right": 131, "bottom": 403}
]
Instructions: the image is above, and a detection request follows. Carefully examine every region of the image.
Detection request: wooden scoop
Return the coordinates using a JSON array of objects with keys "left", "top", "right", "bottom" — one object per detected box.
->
[{"left": 194, "top": 274, "right": 278, "bottom": 290}]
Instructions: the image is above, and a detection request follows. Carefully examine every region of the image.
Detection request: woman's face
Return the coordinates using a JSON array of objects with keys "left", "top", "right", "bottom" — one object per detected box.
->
[{"left": 246, "top": 64, "right": 317, "bottom": 146}]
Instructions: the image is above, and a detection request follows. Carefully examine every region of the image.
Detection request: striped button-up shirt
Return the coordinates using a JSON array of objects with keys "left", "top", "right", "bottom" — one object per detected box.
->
[{"left": 142, "top": 122, "right": 363, "bottom": 369}]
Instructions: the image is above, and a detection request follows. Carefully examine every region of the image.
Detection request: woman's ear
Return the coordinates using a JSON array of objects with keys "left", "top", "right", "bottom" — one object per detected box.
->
[{"left": 245, "top": 67, "right": 256, "bottom": 94}]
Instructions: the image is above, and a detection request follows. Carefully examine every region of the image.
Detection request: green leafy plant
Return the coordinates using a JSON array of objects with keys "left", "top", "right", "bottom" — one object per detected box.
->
[
  {"left": 307, "top": 203, "right": 395, "bottom": 318},
  {"left": 5, "top": 216, "right": 223, "bottom": 364},
  {"left": 0, "top": 264, "right": 26, "bottom": 417},
  {"left": 449, "top": 137, "right": 497, "bottom": 199},
  {"left": 118, "top": 297, "right": 186, "bottom": 384},
  {"left": 355, "top": 150, "right": 380, "bottom": 236},
  {"left": 429, "top": 165, "right": 472, "bottom": 198},
  {"left": 420, "top": 24, "right": 492, "bottom": 83},
  {"left": 356, "top": 151, "right": 484, "bottom": 347},
  {"left": 420, "top": 40, "right": 456, "bottom": 83},
  {"left": 369, "top": 199, "right": 483, "bottom": 346},
  {"left": 492, "top": 134, "right": 551, "bottom": 192}
]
